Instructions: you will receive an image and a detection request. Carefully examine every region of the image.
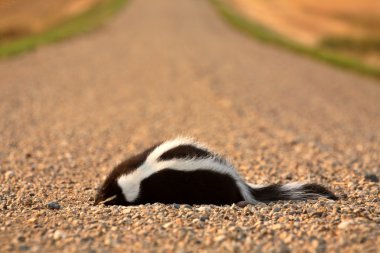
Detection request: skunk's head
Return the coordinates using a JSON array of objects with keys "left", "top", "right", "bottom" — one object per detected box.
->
[
  {"left": 94, "top": 146, "right": 158, "bottom": 206},
  {"left": 94, "top": 143, "right": 161, "bottom": 206},
  {"left": 94, "top": 174, "right": 128, "bottom": 206},
  {"left": 94, "top": 162, "right": 132, "bottom": 206}
]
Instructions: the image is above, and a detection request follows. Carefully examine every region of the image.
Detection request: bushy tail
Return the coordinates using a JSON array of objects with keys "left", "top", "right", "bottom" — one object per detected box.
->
[{"left": 248, "top": 182, "right": 338, "bottom": 202}]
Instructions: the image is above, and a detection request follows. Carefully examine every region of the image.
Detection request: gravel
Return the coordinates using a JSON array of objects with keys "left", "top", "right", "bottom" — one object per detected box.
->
[{"left": 0, "top": 0, "right": 379, "bottom": 252}]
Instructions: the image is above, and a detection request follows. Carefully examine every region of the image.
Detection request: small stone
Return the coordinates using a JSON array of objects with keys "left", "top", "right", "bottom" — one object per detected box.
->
[
  {"left": 314, "top": 238, "right": 327, "bottom": 253},
  {"left": 192, "top": 218, "right": 200, "bottom": 223},
  {"left": 200, "top": 216, "right": 209, "bottom": 222},
  {"left": 272, "top": 224, "right": 282, "bottom": 230},
  {"left": 183, "top": 204, "right": 192, "bottom": 209},
  {"left": 197, "top": 206, "right": 211, "bottom": 212},
  {"left": 27, "top": 218, "right": 37, "bottom": 223},
  {"left": 173, "top": 203, "right": 180, "bottom": 209},
  {"left": 175, "top": 218, "right": 182, "bottom": 225},
  {"left": 17, "top": 235, "right": 26, "bottom": 242},
  {"left": 338, "top": 220, "right": 353, "bottom": 229},
  {"left": 214, "top": 235, "right": 226, "bottom": 243},
  {"left": 122, "top": 207, "right": 132, "bottom": 214},
  {"left": 311, "top": 212, "right": 324, "bottom": 217},
  {"left": 230, "top": 203, "right": 238, "bottom": 210},
  {"left": 19, "top": 245, "right": 30, "bottom": 251},
  {"left": 53, "top": 230, "right": 66, "bottom": 240},
  {"left": 5, "top": 171, "right": 15, "bottom": 180},
  {"left": 104, "top": 237, "right": 114, "bottom": 246},
  {"left": 281, "top": 234, "right": 293, "bottom": 243},
  {"left": 278, "top": 241, "right": 290, "bottom": 253},
  {"left": 163, "top": 222, "right": 172, "bottom": 229},
  {"left": 47, "top": 201, "right": 61, "bottom": 210},
  {"left": 364, "top": 174, "right": 379, "bottom": 183}
]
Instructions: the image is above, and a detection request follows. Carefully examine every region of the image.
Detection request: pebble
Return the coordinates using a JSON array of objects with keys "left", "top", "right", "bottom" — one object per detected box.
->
[
  {"left": 121, "top": 207, "right": 132, "bottom": 214},
  {"left": 46, "top": 202, "right": 61, "bottom": 210},
  {"left": 364, "top": 174, "right": 379, "bottom": 183},
  {"left": 163, "top": 222, "right": 172, "bottom": 229},
  {"left": 5, "top": 171, "right": 15, "bottom": 180},
  {"left": 53, "top": 230, "right": 66, "bottom": 240},
  {"left": 272, "top": 224, "right": 282, "bottom": 230},
  {"left": 19, "top": 245, "right": 30, "bottom": 251},
  {"left": 197, "top": 206, "right": 211, "bottom": 212},
  {"left": 338, "top": 220, "right": 353, "bottom": 229},
  {"left": 17, "top": 235, "right": 26, "bottom": 243},
  {"left": 214, "top": 235, "right": 226, "bottom": 243},
  {"left": 27, "top": 218, "right": 37, "bottom": 223},
  {"left": 200, "top": 216, "right": 209, "bottom": 222}
]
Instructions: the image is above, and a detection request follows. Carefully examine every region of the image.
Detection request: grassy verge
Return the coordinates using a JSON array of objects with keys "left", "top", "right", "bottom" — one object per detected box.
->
[
  {"left": 321, "top": 36, "right": 380, "bottom": 53},
  {"left": 0, "top": 0, "right": 129, "bottom": 58},
  {"left": 210, "top": 0, "right": 380, "bottom": 79}
]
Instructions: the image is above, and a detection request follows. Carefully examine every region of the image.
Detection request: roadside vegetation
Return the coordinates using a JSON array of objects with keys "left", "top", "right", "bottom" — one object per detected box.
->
[
  {"left": 0, "top": 0, "right": 129, "bottom": 58},
  {"left": 211, "top": 0, "right": 380, "bottom": 79}
]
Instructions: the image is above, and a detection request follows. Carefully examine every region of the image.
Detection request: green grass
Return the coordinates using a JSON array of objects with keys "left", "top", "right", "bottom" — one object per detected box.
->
[
  {"left": 210, "top": 0, "right": 380, "bottom": 79},
  {"left": 0, "top": 0, "right": 129, "bottom": 58},
  {"left": 321, "top": 36, "right": 380, "bottom": 53}
]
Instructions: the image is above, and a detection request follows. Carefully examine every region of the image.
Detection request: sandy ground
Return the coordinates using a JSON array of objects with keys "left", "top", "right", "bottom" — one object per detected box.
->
[{"left": 0, "top": 0, "right": 379, "bottom": 252}]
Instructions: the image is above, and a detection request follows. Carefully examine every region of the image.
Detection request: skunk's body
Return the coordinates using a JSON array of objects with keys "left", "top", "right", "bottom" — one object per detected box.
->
[{"left": 95, "top": 137, "right": 338, "bottom": 206}]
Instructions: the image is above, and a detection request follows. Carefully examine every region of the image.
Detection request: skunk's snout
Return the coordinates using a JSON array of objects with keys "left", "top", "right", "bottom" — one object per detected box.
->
[
  {"left": 94, "top": 191, "right": 119, "bottom": 205},
  {"left": 94, "top": 193, "right": 103, "bottom": 205}
]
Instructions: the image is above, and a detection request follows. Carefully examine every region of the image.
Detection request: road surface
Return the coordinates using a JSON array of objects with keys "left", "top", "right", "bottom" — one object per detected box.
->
[{"left": 0, "top": 0, "right": 379, "bottom": 252}]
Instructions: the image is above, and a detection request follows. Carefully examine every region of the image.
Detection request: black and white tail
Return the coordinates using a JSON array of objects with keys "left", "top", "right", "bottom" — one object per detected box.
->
[{"left": 247, "top": 182, "right": 338, "bottom": 202}]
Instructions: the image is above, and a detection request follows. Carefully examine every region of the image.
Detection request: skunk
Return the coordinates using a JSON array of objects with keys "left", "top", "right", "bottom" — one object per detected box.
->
[{"left": 94, "top": 137, "right": 338, "bottom": 206}]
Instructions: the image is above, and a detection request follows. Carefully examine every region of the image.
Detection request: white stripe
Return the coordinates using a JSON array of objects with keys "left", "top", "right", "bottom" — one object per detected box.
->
[
  {"left": 280, "top": 182, "right": 304, "bottom": 191},
  {"left": 117, "top": 138, "right": 259, "bottom": 203},
  {"left": 247, "top": 183, "right": 268, "bottom": 189},
  {"left": 145, "top": 137, "right": 206, "bottom": 163},
  {"left": 280, "top": 182, "right": 325, "bottom": 200}
]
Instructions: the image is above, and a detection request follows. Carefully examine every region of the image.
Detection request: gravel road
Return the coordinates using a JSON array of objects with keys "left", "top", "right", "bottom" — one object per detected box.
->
[{"left": 0, "top": 0, "right": 379, "bottom": 252}]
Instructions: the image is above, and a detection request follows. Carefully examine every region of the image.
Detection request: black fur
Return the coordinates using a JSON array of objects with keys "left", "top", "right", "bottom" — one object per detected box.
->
[
  {"left": 248, "top": 184, "right": 285, "bottom": 202},
  {"left": 135, "top": 169, "right": 244, "bottom": 205},
  {"left": 302, "top": 183, "right": 339, "bottom": 200},
  {"left": 249, "top": 183, "right": 338, "bottom": 202},
  {"left": 158, "top": 145, "right": 211, "bottom": 161}
]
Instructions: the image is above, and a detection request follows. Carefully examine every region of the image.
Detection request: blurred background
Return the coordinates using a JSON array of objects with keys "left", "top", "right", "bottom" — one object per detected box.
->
[
  {"left": 1, "top": 0, "right": 379, "bottom": 74},
  {"left": 231, "top": 0, "right": 380, "bottom": 70},
  {"left": 0, "top": 0, "right": 105, "bottom": 40}
]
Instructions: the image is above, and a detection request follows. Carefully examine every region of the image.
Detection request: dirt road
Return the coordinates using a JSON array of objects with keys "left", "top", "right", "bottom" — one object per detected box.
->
[{"left": 1, "top": 0, "right": 379, "bottom": 252}]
